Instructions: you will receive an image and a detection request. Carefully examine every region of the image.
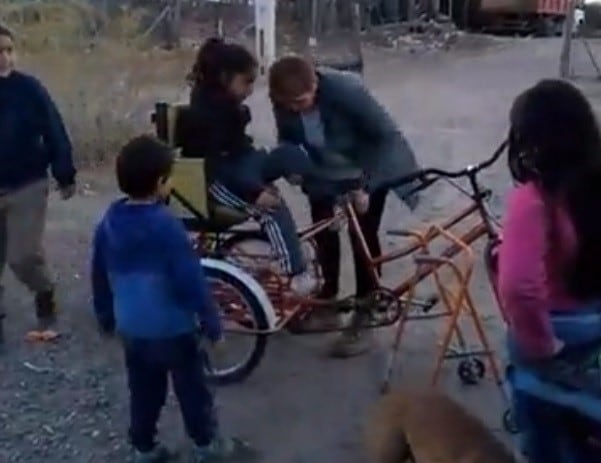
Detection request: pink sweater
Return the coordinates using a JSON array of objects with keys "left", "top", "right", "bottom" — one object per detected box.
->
[{"left": 498, "top": 182, "right": 580, "bottom": 358}]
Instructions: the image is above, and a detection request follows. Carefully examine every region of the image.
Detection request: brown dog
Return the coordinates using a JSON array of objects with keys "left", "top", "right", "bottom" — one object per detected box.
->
[{"left": 365, "top": 388, "right": 516, "bottom": 463}]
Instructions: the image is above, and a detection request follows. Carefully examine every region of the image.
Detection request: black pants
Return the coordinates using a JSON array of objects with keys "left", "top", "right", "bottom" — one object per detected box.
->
[
  {"left": 124, "top": 334, "right": 216, "bottom": 452},
  {"left": 310, "top": 188, "right": 388, "bottom": 298}
]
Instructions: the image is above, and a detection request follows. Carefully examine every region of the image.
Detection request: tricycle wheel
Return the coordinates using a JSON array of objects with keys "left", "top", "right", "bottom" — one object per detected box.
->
[
  {"left": 457, "top": 358, "right": 486, "bottom": 385},
  {"left": 202, "top": 260, "right": 271, "bottom": 386}
]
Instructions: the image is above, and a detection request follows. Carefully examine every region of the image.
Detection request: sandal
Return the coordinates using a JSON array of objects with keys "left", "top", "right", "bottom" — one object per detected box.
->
[{"left": 25, "top": 329, "right": 61, "bottom": 343}]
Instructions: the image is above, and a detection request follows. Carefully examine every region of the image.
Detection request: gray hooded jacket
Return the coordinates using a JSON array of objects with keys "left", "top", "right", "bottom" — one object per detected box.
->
[{"left": 273, "top": 67, "right": 421, "bottom": 207}]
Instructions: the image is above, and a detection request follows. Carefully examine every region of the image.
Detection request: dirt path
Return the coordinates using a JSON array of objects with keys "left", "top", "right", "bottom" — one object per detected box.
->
[{"left": 1, "top": 36, "right": 599, "bottom": 463}]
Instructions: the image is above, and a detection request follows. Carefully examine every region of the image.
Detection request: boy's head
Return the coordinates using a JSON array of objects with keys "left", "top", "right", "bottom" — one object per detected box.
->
[
  {"left": 117, "top": 135, "right": 174, "bottom": 200},
  {"left": 268, "top": 55, "right": 317, "bottom": 113},
  {"left": 0, "top": 25, "right": 15, "bottom": 77}
]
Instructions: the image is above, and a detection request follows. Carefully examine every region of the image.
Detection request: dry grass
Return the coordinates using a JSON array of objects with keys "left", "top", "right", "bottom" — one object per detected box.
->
[
  {"left": 2, "top": 0, "right": 196, "bottom": 166},
  {"left": 21, "top": 45, "right": 195, "bottom": 166}
]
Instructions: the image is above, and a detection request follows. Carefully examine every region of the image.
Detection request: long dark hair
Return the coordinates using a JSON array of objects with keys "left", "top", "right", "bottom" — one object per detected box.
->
[
  {"left": 508, "top": 79, "right": 601, "bottom": 299},
  {"left": 188, "top": 37, "right": 256, "bottom": 91}
]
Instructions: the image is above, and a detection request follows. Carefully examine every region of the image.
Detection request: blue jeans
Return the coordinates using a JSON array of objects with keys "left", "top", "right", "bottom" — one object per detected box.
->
[
  {"left": 508, "top": 305, "right": 601, "bottom": 463},
  {"left": 124, "top": 333, "right": 216, "bottom": 452}
]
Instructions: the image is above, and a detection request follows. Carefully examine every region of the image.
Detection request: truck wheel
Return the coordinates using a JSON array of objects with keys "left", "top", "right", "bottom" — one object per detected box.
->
[
  {"left": 554, "top": 18, "right": 565, "bottom": 37},
  {"left": 535, "top": 17, "right": 554, "bottom": 37}
]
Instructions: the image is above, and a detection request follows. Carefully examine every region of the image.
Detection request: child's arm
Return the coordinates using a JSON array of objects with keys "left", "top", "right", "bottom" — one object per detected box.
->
[
  {"left": 163, "top": 215, "right": 223, "bottom": 342},
  {"left": 33, "top": 77, "right": 76, "bottom": 190},
  {"left": 91, "top": 223, "right": 115, "bottom": 333},
  {"left": 498, "top": 185, "right": 557, "bottom": 358}
]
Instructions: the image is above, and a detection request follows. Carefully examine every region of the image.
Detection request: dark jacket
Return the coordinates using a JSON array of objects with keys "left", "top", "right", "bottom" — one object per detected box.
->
[
  {"left": 0, "top": 71, "right": 75, "bottom": 190},
  {"left": 273, "top": 68, "right": 420, "bottom": 206},
  {"left": 91, "top": 199, "right": 222, "bottom": 341},
  {"left": 183, "top": 85, "right": 253, "bottom": 169}
]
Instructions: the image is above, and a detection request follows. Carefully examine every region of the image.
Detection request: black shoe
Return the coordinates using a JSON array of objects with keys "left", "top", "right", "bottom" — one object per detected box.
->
[{"left": 35, "top": 290, "right": 57, "bottom": 328}]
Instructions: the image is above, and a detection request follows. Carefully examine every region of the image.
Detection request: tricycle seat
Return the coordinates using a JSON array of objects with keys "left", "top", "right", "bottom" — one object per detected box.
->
[
  {"left": 168, "top": 157, "right": 250, "bottom": 231},
  {"left": 152, "top": 102, "right": 250, "bottom": 231},
  {"left": 209, "top": 203, "right": 249, "bottom": 228}
]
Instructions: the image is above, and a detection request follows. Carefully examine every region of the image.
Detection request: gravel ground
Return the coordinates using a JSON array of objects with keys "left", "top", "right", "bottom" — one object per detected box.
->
[{"left": 2, "top": 36, "right": 601, "bottom": 463}]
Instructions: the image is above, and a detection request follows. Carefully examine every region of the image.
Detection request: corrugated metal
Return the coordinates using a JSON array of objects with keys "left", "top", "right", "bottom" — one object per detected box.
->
[
  {"left": 537, "top": 0, "right": 570, "bottom": 14},
  {"left": 480, "top": 0, "right": 570, "bottom": 13}
]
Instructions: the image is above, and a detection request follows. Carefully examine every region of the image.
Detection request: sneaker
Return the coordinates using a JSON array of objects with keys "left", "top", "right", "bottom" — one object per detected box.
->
[
  {"left": 134, "top": 444, "right": 173, "bottom": 463},
  {"left": 289, "top": 272, "right": 318, "bottom": 297},
  {"left": 327, "top": 331, "right": 371, "bottom": 359},
  {"left": 35, "top": 290, "right": 57, "bottom": 328},
  {"left": 193, "top": 437, "right": 258, "bottom": 463}
]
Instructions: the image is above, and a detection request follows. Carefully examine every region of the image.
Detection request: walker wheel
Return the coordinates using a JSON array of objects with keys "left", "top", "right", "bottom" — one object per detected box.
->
[
  {"left": 502, "top": 408, "right": 520, "bottom": 434},
  {"left": 457, "top": 358, "right": 485, "bottom": 385}
]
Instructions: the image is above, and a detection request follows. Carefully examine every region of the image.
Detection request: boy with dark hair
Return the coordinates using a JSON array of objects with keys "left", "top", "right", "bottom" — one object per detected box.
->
[{"left": 92, "top": 135, "right": 255, "bottom": 463}]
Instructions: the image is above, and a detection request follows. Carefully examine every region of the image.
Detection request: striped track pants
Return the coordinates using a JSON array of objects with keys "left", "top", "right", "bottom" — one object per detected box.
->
[{"left": 208, "top": 182, "right": 300, "bottom": 275}]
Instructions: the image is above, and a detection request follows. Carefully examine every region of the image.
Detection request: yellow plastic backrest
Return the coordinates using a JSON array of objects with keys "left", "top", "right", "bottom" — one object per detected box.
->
[
  {"left": 157, "top": 103, "right": 208, "bottom": 218},
  {"left": 170, "top": 157, "right": 208, "bottom": 217}
]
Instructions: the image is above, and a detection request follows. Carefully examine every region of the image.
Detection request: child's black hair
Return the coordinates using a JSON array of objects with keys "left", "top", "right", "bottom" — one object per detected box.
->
[
  {"left": 508, "top": 79, "right": 601, "bottom": 300},
  {"left": 0, "top": 24, "right": 13, "bottom": 39},
  {"left": 116, "top": 135, "right": 174, "bottom": 199},
  {"left": 189, "top": 37, "right": 257, "bottom": 90}
]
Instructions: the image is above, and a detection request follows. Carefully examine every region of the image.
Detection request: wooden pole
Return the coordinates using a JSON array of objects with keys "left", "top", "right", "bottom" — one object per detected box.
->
[
  {"left": 309, "top": 0, "right": 319, "bottom": 46},
  {"left": 559, "top": 0, "right": 578, "bottom": 78},
  {"left": 254, "top": 0, "right": 276, "bottom": 75},
  {"left": 172, "top": 0, "right": 182, "bottom": 46}
]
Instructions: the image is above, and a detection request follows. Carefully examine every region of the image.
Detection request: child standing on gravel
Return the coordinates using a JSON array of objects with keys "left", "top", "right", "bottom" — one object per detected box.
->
[{"left": 91, "top": 135, "right": 256, "bottom": 463}]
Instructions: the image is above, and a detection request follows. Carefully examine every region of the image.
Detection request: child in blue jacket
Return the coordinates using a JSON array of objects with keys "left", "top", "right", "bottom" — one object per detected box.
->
[{"left": 91, "top": 135, "right": 255, "bottom": 463}]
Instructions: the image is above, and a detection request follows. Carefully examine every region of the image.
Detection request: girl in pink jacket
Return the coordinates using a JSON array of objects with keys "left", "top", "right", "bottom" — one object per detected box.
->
[{"left": 499, "top": 79, "right": 601, "bottom": 463}]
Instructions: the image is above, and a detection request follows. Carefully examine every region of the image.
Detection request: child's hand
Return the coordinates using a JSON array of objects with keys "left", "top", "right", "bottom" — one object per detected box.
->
[
  {"left": 351, "top": 189, "right": 370, "bottom": 215},
  {"left": 255, "top": 190, "right": 281, "bottom": 211}
]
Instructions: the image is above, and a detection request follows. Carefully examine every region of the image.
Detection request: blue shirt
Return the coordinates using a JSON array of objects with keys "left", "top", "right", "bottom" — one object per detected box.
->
[
  {"left": 91, "top": 199, "right": 222, "bottom": 341},
  {"left": 0, "top": 71, "right": 75, "bottom": 190}
]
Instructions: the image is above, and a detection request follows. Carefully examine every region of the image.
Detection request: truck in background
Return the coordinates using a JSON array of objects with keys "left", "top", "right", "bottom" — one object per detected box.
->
[{"left": 462, "top": 0, "right": 573, "bottom": 36}]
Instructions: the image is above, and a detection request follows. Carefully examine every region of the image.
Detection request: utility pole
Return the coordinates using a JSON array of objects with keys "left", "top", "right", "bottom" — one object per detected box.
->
[
  {"left": 172, "top": 0, "right": 182, "bottom": 47},
  {"left": 254, "top": 0, "right": 276, "bottom": 75},
  {"left": 559, "top": 0, "right": 578, "bottom": 78}
]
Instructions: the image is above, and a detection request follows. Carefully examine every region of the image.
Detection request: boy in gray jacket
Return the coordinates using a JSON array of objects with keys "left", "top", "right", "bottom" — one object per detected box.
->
[{"left": 269, "top": 56, "right": 421, "bottom": 357}]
